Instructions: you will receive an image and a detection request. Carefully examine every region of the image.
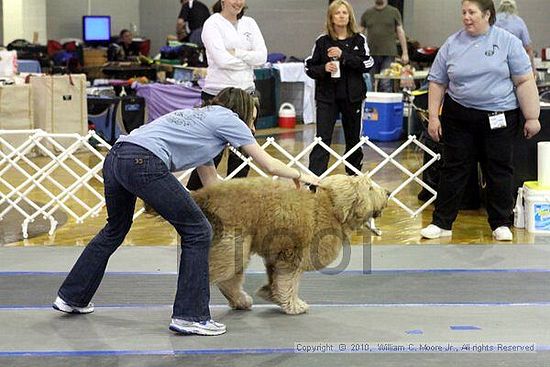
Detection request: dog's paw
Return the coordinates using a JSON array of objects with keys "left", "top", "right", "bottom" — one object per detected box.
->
[
  {"left": 256, "top": 285, "right": 277, "bottom": 303},
  {"left": 281, "top": 298, "right": 309, "bottom": 315},
  {"left": 229, "top": 292, "right": 253, "bottom": 310}
]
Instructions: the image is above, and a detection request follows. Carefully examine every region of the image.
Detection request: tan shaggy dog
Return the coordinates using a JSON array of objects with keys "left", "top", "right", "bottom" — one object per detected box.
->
[{"left": 191, "top": 174, "right": 388, "bottom": 315}]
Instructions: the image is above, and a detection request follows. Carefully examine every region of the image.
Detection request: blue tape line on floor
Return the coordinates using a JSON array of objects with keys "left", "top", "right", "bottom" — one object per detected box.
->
[
  {"left": 2, "top": 345, "right": 550, "bottom": 357},
  {"left": 4, "top": 268, "right": 550, "bottom": 276},
  {"left": 0, "top": 271, "right": 178, "bottom": 276},
  {"left": 450, "top": 325, "right": 482, "bottom": 331}
]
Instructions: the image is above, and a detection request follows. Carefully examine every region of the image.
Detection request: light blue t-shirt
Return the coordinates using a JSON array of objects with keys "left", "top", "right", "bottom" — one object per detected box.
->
[
  {"left": 495, "top": 13, "right": 531, "bottom": 47},
  {"left": 428, "top": 26, "right": 531, "bottom": 111},
  {"left": 117, "top": 105, "right": 256, "bottom": 172}
]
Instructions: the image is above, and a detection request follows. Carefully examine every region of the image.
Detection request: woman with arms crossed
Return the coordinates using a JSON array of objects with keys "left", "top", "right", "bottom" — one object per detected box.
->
[{"left": 187, "top": 0, "right": 267, "bottom": 190}]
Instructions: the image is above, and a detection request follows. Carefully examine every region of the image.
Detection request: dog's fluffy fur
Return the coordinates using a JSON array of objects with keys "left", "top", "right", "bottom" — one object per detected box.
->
[{"left": 191, "top": 174, "right": 388, "bottom": 314}]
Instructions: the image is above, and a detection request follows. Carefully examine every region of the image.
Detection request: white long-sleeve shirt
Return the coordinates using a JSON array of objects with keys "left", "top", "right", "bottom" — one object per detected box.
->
[{"left": 201, "top": 13, "right": 267, "bottom": 95}]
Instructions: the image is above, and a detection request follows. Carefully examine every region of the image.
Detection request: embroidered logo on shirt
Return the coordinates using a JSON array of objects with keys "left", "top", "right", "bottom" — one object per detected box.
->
[
  {"left": 485, "top": 44, "right": 499, "bottom": 56},
  {"left": 353, "top": 46, "right": 359, "bottom": 50},
  {"left": 166, "top": 109, "right": 206, "bottom": 127}
]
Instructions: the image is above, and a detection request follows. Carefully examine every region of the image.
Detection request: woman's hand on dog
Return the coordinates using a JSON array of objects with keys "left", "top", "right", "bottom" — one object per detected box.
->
[{"left": 293, "top": 172, "right": 320, "bottom": 189}]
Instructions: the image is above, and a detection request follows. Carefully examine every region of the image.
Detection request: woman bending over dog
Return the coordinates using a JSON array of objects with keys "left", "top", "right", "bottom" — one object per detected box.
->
[{"left": 53, "top": 87, "right": 319, "bottom": 336}]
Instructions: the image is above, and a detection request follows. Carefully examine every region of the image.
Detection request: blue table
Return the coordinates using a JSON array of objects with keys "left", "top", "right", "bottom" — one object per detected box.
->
[{"left": 17, "top": 60, "right": 41, "bottom": 73}]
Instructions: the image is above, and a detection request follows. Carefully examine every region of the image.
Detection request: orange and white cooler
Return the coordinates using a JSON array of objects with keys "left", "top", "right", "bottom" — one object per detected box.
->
[{"left": 278, "top": 102, "right": 296, "bottom": 128}]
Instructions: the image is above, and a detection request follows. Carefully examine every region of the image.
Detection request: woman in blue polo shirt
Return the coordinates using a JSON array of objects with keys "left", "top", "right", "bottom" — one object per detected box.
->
[
  {"left": 420, "top": 0, "right": 540, "bottom": 241},
  {"left": 495, "top": 0, "right": 536, "bottom": 77},
  {"left": 53, "top": 87, "right": 319, "bottom": 336}
]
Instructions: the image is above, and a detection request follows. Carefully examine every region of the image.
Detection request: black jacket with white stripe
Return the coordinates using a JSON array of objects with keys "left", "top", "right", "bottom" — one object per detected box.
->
[{"left": 305, "top": 33, "right": 374, "bottom": 104}]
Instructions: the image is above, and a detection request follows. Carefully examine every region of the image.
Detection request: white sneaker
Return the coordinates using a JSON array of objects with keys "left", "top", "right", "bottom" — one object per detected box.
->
[
  {"left": 52, "top": 296, "right": 94, "bottom": 314},
  {"left": 493, "top": 226, "right": 513, "bottom": 241},
  {"left": 420, "top": 224, "right": 452, "bottom": 239},
  {"left": 169, "top": 318, "right": 226, "bottom": 336}
]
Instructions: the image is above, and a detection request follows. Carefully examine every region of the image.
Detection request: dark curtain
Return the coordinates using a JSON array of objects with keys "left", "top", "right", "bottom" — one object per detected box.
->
[{"left": 388, "top": 0, "right": 404, "bottom": 15}]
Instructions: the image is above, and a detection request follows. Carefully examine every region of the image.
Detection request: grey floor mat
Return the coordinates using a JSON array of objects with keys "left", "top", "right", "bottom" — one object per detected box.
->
[
  {"left": 2, "top": 353, "right": 549, "bottom": 367},
  {"left": 2, "top": 305, "right": 549, "bottom": 366},
  {"left": 2, "top": 271, "right": 550, "bottom": 307}
]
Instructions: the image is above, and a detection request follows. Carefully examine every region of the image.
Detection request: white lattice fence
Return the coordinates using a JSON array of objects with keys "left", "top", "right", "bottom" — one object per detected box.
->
[
  {"left": 0, "top": 130, "right": 110, "bottom": 238},
  {"left": 0, "top": 129, "right": 439, "bottom": 238}
]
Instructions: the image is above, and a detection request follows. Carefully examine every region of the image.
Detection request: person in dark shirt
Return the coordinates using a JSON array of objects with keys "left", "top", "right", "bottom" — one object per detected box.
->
[
  {"left": 108, "top": 29, "right": 140, "bottom": 61},
  {"left": 176, "top": 0, "right": 211, "bottom": 46},
  {"left": 360, "top": 0, "right": 409, "bottom": 92}
]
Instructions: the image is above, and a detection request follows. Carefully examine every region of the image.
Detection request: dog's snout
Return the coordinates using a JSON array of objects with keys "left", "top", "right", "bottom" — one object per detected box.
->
[{"left": 385, "top": 190, "right": 391, "bottom": 198}]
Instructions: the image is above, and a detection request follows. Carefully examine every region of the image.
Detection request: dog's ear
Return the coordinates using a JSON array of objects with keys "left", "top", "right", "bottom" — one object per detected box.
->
[
  {"left": 318, "top": 175, "right": 360, "bottom": 223},
  {"left": 353, "top": 175, "right": 377, "bottom": 220},
  {"left": 320, "top": 174, "right": 383, "bottom": 225}
]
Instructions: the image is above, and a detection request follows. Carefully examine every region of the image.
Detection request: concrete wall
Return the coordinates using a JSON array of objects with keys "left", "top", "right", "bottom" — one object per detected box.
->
[
  {"left": 46, "top": 0, "right": 140, "bottom": 42},
  {"left": 1, "top": 0, "right": 548, "bottom": 58},
  {"left": 24, "top": 0, "right": 47, "bottom": 44},
  {"left": 138, "top": 0, "right": 179, "bottom": 56},
  {"left": 139, "top": 0, "right": 414, "bottom": 60},
  {"left": 2, "top": 0, "right": 24, "bottom": 46},
  {"left": 2, "top": 0, "right": 47, "bottom": 45},
  {"left": 409, "top": 0, "right": 548, "bottom": 53},
  {"left": 140, "top": 0, "right": 327, "bottom": 60},
  {"left": 246, "top": 0, "right": 326, "bottom": 59}
]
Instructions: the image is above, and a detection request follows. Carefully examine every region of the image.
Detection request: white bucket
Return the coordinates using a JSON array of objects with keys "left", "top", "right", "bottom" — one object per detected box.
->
[
  {"left": 538, "top": 142, "right": 550, "bottom": 188},
  {"left": 523, "top": 181, "right": 550, "bottom": 234}
]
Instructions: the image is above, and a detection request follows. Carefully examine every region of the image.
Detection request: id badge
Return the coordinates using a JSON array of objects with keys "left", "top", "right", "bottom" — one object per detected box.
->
[{"left": 489, "top": 112, "right": 507, "bottom": 129}]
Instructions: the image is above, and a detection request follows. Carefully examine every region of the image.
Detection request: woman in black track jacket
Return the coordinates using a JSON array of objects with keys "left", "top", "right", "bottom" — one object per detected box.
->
[{"left": 305, "top": 0, "right": 374, "bottom": 177}]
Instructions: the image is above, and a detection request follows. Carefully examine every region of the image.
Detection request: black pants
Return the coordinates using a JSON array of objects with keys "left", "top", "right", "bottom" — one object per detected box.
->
[
  {"left": 432, "top": 95, "right": 519, "bottom": 231},
  {"left": 308, "top": 99, "right": 363, "bottom": 176},
  {"left": 186, "top": 91, "right": 250, "bottom": 191}
]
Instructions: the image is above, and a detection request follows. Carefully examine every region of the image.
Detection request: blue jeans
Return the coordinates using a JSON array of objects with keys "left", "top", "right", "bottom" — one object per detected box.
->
[{"left": 58, "top": 142, "right": 213, "bottom": 322}]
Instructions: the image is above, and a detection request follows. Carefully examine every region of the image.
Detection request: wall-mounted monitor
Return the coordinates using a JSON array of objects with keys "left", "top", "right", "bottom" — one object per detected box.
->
[{"left": 83, "top": 15, "right": 111, "bottom": 46}]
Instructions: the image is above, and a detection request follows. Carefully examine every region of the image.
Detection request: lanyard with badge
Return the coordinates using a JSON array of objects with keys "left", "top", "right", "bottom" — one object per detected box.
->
[
  {"left": 488, "top": 112, "right": 506, "bottom": 129},
  {"left": 484, "top": 39, "right": 506, "bottom": 129}
]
